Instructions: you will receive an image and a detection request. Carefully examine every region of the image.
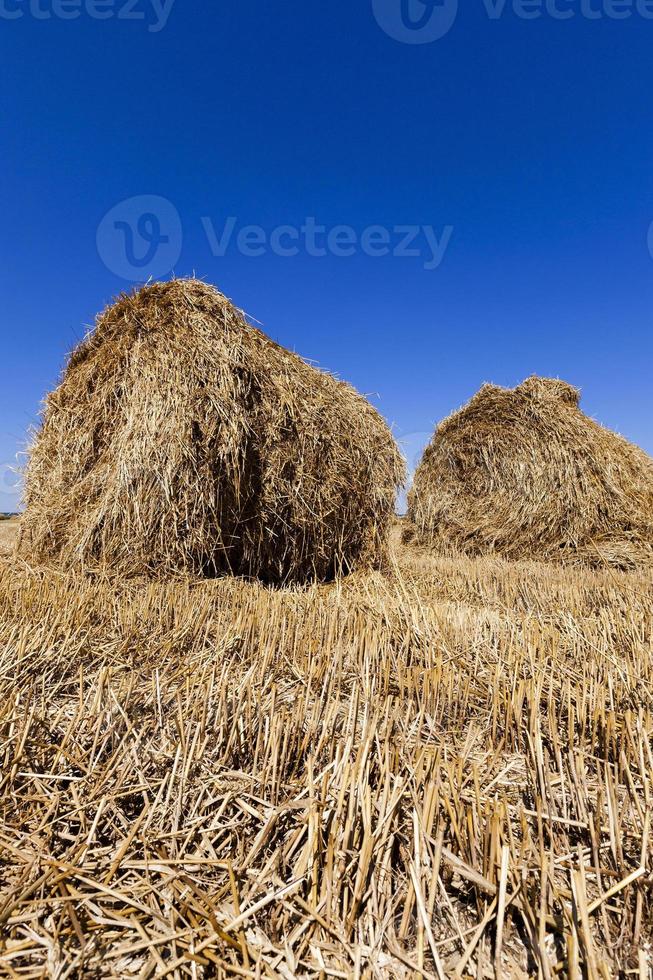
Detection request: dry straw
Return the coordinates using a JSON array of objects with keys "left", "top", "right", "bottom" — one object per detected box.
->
[
  {"left": 19, "top": 278, "right": 404, "bottom": 582},
  {"left": 406, "top": 376, "right": 653, "bottom": 570},
  {"left": 1, "top": 537, "right": 652, "bottom": 976}
]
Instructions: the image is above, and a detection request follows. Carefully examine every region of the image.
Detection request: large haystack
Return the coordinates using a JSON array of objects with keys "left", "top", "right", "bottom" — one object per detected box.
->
[
  {"left": 20, "top": 279, "right": 404, "bottom": 582},
  {"left": 406, "top": 376, "right": 653, "bottom": 569}
]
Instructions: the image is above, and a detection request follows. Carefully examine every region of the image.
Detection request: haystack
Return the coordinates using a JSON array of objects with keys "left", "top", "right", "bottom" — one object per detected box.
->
[
  {"left": 406, "top": 376, "right": 653, "bottom": 570},
  {"left": 20, "top": 279, "right": 404, "bottom": 582}
]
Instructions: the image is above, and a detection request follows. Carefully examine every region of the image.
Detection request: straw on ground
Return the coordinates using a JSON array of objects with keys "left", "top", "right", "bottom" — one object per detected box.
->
[{"left": 1, "top": 525, "right": 651, "bottom": 977}]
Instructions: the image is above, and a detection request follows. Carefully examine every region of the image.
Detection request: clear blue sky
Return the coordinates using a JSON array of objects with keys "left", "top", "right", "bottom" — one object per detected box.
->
[{"left": 2, "top": 0, "right": 653, "bottom": 511}]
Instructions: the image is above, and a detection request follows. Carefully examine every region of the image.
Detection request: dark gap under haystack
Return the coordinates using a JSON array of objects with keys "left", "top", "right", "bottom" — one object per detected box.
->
[
  {"left": 20, "top": 278, "right": 405, "bottom": 583},
  {"left": 405, "top": 376, "right": 653, "bottom": 570}
]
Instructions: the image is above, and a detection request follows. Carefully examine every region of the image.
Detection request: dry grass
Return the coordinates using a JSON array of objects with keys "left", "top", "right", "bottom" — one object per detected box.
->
[
  {"left": 0, "top": 519, "right": 18, "bottom": 556},
  {"left": 406, "top": 377, "right": 653, "bottom": 572},
  {"left": 19, "top": 279, "right": 404, "bottom": 583},
  {"left": 1, "top": 525, "right": 652, "bottom": 977}
]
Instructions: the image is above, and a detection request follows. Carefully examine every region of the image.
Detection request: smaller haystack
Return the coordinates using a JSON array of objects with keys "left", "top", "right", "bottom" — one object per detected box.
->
[
  {"left": 406, "top": 376, "right": 653, "bottom": 570},
  {"left": 20, "top": 279, "right": 404, "bottom": 582}
]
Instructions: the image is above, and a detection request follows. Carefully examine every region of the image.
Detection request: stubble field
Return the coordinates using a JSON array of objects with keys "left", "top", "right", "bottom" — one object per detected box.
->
[
  {"left": 0, "top": 522, "right": 652, "bottom": 977},
  {"left": 0, "top": 520, "right": 18, "bottom": 557}
]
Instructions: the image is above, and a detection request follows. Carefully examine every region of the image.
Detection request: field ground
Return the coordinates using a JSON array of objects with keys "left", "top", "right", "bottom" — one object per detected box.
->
[
  {"left": 0, "top": 523, "right": 652, "bottom": 977},
  {"left": 0, "top": 518, "right": 18, "bottom": 555}
]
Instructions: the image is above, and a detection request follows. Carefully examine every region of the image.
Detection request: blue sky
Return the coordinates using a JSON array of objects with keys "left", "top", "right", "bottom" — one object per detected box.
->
[{"left": 1, "top": 0, "right": 652, "bottom": 510}]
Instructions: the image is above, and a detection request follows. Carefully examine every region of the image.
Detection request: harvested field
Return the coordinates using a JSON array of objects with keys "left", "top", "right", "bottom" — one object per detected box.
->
[{"left": 1, "top": 527, "right": 652, "bottom": 977}]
